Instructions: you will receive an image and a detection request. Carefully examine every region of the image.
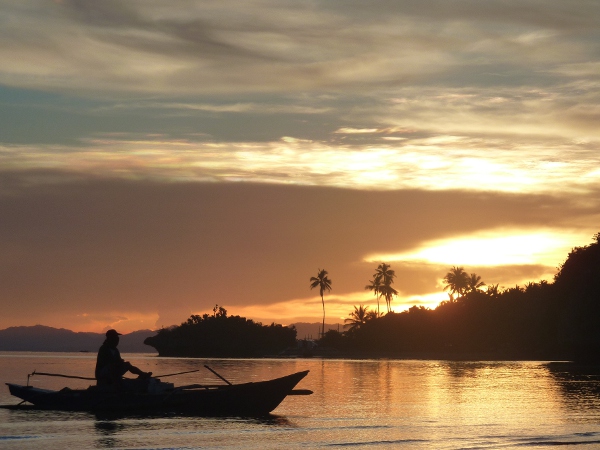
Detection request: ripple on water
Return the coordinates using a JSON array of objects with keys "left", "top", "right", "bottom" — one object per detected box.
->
[{"left": 2, "top": 357, "right": 600, "bottom": 449}]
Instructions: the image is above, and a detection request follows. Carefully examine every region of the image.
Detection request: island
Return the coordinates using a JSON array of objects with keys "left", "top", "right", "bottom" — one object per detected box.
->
[{"left": 144, "top": 305, "right": 297, "bottom": 357}]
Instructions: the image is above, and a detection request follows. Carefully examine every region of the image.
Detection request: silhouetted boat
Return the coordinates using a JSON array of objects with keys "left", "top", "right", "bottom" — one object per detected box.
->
[{"left": 6, "top": 370, "right": 311, "bottom": 416}]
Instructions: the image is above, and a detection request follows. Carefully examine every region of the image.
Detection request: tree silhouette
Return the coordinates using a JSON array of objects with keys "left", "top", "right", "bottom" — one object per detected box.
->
[
  {"left": 212, "top": 304, "right": 228, "bottom": 318},
  {"left": 373, "top": 263, "right": 398, "bottom": 313},
  {"left": 486, "top": 283, "right": 501, "bottom": 298},
  {"left": 310, "top": 268, "right": 332, "bottom": 338},
  {"left": 380, "top": 283, "right": 398, "bottom": 313},
  {"left": 145, "top": 307, "right": 296, "bottom": 357},
  {"left": 443, "top": 266, "right": 469, "bottom": 301},
  {"left": 365, "top": 310, "right": 379, "bottom": 321},
  {"left": 365, "top": 277, "right": 383, "bottom": 317},
  {"left": 309, "top": 232, "right": 600, "bottom": 360},
  {"left": 344, "top": 305, "right": 372, "bottom": 332},
  {"left": 467, "top": 273, "right": 485, "bottom": 293}
]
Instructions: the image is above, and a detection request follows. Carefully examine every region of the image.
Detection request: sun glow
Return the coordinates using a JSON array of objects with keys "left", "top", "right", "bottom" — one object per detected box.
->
[
  {"left": 47, "top": 311, "right": 161, "bottom": 334},
  {"left": 399, "top": 292, "right": 449, "bottom": 311},
  {"left": 223, "top": 289, "right": 449, "bottom": 325},
  {"left": 366, "top": 230, "right": 593, "bottom": 267},
  {"left": 3, "top": 134, "right": 600, "bottom": 195}
]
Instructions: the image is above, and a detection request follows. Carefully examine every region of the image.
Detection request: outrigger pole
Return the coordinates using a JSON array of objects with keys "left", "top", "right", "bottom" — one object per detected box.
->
[
  {"left": 28, "top": 370, "right": 95, "bottom": 384},
  {"left": 152, "top": 369, "right": 201, "bottom": 378},
  {"left": 26, "top": 369, "right": 202, "bottom": 384}
]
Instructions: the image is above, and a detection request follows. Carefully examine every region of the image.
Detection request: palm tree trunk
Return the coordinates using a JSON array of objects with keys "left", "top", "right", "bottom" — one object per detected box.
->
[{"left": 321, "top": 293, "right": 325, "bottom": 338}]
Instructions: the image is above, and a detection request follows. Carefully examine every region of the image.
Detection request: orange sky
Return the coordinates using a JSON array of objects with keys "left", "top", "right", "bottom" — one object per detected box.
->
[
  {"left": 0, "top": 1, "right": 599, "bottom": 332},
  {"left": 1, "top": 181, "right": 596, "bottom": 333}
]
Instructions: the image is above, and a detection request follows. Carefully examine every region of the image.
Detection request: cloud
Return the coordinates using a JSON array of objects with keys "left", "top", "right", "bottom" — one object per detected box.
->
[
  {"left": 1, "top": 1, "right": 598, "bottom": 95},
  {"left": 1, "top": 132, "right": 600, "bottom": 195},
  {"left": 367, "top": 230, "right": 593, "bottom": 267},
  {"left": 103, "top": 101, "right": 332, "bottom": 115},
  {"left": 1, "top": 2, "right": 598, "bottom": 161},
  {"left": 0, "top": 171, "right": 597, "bottom": 331}
]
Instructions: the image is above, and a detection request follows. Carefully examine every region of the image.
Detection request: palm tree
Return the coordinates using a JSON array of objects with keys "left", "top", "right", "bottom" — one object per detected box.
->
[
  {"left": 365, "top": 310, "right": 380, "bottom": 321},
  {"left": 373, "top": 263, "right": 397, "bottom": 313},
  {"left": 310, "top": 268, "right": 332, "bottom": 338},
  {"left": 486, "top": 283, "right": 501, "bottom": 298},
  {"left": 443, "top": 266, "right": 469, "bottom": 301},
  {"left": 375, "top": 263, "right": 395, "bottom": 284},
  {"left": 380, "top": 282, "right": 398, "bottom": 313},
  {"left": 365, "top": 277, "right": 383, "bottom": 317},
  {"left": 467, "top": 273, "right": 485, "bottom": 293},
  {"left": 344, "top": 305, "right": 371, "bottom": 332}
]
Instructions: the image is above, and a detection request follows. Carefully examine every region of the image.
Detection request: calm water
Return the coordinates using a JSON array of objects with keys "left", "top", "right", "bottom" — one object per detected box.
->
[{"left": 1, "top": 353, "right": 600, "bottom": 449}]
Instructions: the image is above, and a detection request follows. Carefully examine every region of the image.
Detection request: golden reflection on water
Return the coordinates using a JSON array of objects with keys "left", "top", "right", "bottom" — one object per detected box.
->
[
  {"left": 311, "top": 359, "right": 599, "bottom": 448},
  {"left": 301, "top": 360, "right": 572, "bottom": 436},
  {"left": 3, "top": 354, "right": 600, "bottom": 448}
]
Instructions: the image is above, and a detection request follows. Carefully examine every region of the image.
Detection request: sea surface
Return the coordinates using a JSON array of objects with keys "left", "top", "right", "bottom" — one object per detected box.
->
[{"left": 1, "top": 353, "right": 600, "bottom": 449}]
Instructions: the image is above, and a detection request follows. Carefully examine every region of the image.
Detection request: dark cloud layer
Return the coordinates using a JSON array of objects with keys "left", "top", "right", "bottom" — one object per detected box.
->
[{"left": 0, "top": 170, "right": 595, "bottom": 328}]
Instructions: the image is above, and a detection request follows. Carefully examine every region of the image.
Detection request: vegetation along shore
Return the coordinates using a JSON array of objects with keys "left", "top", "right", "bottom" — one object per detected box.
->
[{"left": 144, "top": 233, "right": 600, "bottom": 362}]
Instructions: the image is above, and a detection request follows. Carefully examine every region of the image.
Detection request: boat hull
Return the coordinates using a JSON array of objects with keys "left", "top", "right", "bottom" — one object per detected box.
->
[{"left": 6, "top": 370, "right": 309, "bottom": 416}]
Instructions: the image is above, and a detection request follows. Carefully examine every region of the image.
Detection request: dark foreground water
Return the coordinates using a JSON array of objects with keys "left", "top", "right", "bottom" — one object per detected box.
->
[{"left": 1, "top": 353, "right": 600, "bottom": 449}]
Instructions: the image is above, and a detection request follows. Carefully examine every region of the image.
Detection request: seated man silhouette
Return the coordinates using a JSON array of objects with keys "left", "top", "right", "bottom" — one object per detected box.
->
[{"left": 95, "top": 329, "right": 152, "bottom": 386}]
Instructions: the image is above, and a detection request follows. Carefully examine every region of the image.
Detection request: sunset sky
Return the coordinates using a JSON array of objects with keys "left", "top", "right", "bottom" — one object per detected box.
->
[{"left": 1, "top": 1, "right": 599, "bottom": 333}]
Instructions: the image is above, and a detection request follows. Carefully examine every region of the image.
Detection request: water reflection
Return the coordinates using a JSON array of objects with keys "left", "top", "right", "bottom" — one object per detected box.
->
[
  {"left": 441, "top": 361, "right": 524, "bottom": 378},
  {"left": 5, "top": 356, "right": 600, "bottom": 449},
  {"left": 91, "top": 413, "right": 296, "bottom": 449},
  {"left": 244, "top": 414, "right": 295, "bottom": 427},
  {"left": 94, "top": 420, "right": 125, "bottom": 448},
  {"left": 547, "top": 362, "right": 600, "bottom": 421},
  {"left": 92, "top": 409, "right": 295, "bottom": 426},
  {"left": 2, "top": 407, "right": 88, "bottom": 423}
]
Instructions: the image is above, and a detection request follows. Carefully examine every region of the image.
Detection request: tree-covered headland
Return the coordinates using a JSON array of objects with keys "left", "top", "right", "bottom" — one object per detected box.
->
[
  {"left": 144, "top": 305, "right": 296, "bottom": 357},
  {"left": 145, "top": 233, "right": 600, "bottom": 360},
  {"left": 323, "top": 233, "right": 600, "bottom": 361}
]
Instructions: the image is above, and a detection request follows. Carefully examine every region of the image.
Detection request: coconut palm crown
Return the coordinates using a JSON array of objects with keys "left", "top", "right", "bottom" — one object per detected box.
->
[
  {"left": 467, "top": 273, "right": 486, "bottom": 293},
  {"left": 443, "top": 266, "right": 469, "bottom": 301},
  {"left": 344, "top": 305, "right": 374, "bottom": 332}
]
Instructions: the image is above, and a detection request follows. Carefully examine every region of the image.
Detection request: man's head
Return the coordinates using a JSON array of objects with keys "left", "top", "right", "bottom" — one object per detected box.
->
[{"left": 105, "top": 329, "right": 122, "bottom": 346}]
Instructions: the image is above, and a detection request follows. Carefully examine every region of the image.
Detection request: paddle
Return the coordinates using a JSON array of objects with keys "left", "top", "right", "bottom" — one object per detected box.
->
[{"left": 204, "top": 365, "right": 232, "bottom": 385}]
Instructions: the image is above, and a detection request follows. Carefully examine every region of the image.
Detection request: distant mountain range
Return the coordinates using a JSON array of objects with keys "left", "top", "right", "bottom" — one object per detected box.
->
[
  {"left": 0, "top": 325, "right": 156, "bottom": 353},
  {"left": 0, "top": 322, "right": 343, "bottom": 352}
]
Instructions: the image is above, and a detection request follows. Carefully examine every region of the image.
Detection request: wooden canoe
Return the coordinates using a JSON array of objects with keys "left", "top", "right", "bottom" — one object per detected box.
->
[{"left": 6, "top": 370, "right": 311, "bottom": 416}]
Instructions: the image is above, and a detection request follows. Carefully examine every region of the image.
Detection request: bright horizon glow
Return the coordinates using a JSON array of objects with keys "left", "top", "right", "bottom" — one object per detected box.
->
[
  {"left": 397, "top": 292, "right": 450, "bottom": 311},
  {"left": 366, "top": 230, "right": 593, "bottom": 267},
  {"left": 31, "top": 310, "right": 162, "bottom": 334},
  {"left": 28, "top": 291, "right": 457, "bottom": 334},
  {"left": 7, "top": 229, "right": 597, "bottom": 334},
  {"left": 2, "top": 136, "right": 600, "bottom": 195},
  {"left": 224, "top": 291, "right": 450, "bottom": 328}
]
